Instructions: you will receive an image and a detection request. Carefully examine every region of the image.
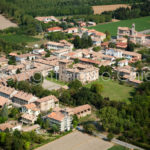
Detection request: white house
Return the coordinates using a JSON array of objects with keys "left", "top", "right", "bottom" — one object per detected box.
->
[
  {"left": 46, "top": 111, "right": 72, "bottom": 132},
  {"left": 118, "top": 59, "right": 128, "bottom": 67},
  {"left": 33, "top": 49, "right": 45, "bottom": 55},
  {"left": 21, "top": 103, "right": 40, "bottom": 116},
  {"left": 16, "top": 54, "right": 36, "bottom": 62}
]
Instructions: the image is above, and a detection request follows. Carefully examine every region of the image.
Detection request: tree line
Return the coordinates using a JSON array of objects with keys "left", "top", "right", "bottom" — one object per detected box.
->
[
  {"left": 103, "top": 1, "right": 150, "bottom": 20},
  {"left": 3, "top": 0, "right": 145, "bottom": 17}
]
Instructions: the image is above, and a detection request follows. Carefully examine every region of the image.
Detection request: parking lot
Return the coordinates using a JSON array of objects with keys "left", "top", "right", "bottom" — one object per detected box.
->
[
  {"left": 42, "top": 79, "right": 63, "bottom": 90},
  {"left": 36, "top": 131, "right": 113, "bottom": 150}
]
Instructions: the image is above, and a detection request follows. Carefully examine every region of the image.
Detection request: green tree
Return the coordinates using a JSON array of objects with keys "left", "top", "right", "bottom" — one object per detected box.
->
[
  {"left": 24, "top": 141, "right": 30, "bottom": 150},
  {"left": 108, "top": 42, "right": 116, "bottom": 48},
  {"left": 99, "top": 107, "right": 118, "bottom": 131},
  {"left": 1, "top": 104, "right": 8, "bottom": 121},
  {"left": 107, "top": 133, "right": 114, "bottom": 141},
  {"left": 9, "top": 108, "right": 20, "bottom": 119},
  {"left": 52, "top": 124, "right": 59, "bottom": 134},
  {"left": 16, "top": 68, "right": 21, "bottom": 74},
  {"left": 68, "top": 80, "right": 82, "bottom": 90},
  {"left": 93, "top": 46, "right": 101, "bottom": 52},
  {"left": 31, "top": 73, "right": 44, "bottom": 84},
  {"left": 72, "top": 115, "right": 79, "bottom": 128},
  {"left": 90, "top": 83, "right": 103, "bottom": 95},
  {"left": 83, "top": 124, "right": 96, "bottom": 135},
  {"left": 126, "top": 41, "right": 135, "bottom": 52}
]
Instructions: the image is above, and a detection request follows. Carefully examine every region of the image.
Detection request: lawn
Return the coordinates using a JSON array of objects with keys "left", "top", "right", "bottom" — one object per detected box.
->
[
  {"left": 0, "top": 33, "right": 40, "bottom": 44},
  {"left": 108, "top": 145, "right": 129, "bottom": 150},
  {"left": 88, "top": 16, "right": 150, "bottom": 36},
  {"left": 86, "top": 77, "right": 134, "bottom": 103}
]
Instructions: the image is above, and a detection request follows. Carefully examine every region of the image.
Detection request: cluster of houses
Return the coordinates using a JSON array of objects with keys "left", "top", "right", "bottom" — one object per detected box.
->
[
  {"left": 35, "top": 16, "right": 96, "bottom": 27},
  {"left": 0, "top": 17, "right": 148, "bottom": 133},
  {"left": 0, "top": 84, "right": 91, "bottom": 132}
]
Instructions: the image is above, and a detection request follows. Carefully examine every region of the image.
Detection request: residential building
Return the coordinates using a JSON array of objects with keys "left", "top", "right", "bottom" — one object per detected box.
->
[
  {"left": 46, "top": 111, "right": 72, "bottom": 132},
  {"left": 118, "top": 59, "right": 128, "bottom": 67},
  {"left": 114, "top": 66, "right": 136, "bottom": 80},
  {"left": 0, "top": 96, "right": 10, "bottom": 108},
  {"left": 0, "top": 122, "right": 22, "bottom": 132},
  {"left": 51, "top": 49, "right": 71, "bottom": 58},
  {"left": 86, "top": 29, "right": 106, "bottom": 41},
  {"left": 64, "top": 27, "right": 79, "bottom": 34},
  {"left": 77, "top": 21, "right": 86, "bottom": 27},
  {"left": 104, "top": 49, "right": 142, "bottom": 61},
  {"left": 0, "top": 85, "right": 17, "bottom": 99},
  {"left": 87, "top": 21, "right": 96, "bottom": 26},
  {"left": 21, "top": 113, "right": 37, "bottom": 125},
  {"left": 58, "top": 104, "right": 92, "bottom": 118},
  {"left": 0, "top": 57, "right": 8, "bottom": 67},
  {"left": 59, "top": 60, "right": 99, "bottom": 83},
  {"left": 117, "top": 37, "right": 127, "bottom": 43},
  {"left": 35, "top": 95, "right": 59, "bottom": 112},
  {"left": 15, "top": 54, "right": 36, "bottom": 62},
  {"left": 117, "top": 24, "right": 145, "bottom": 44},
  {"left": 21, "top": 103, "right": 40, "bottom": 116},
  {"left": 47, "top": 40, "right": 73, "bottom": 51},
  {"left": 47, "top": 27, "right": 63, "bottom": 32},
  {"left": 91, "top": 36, "right": 101, "bottom": 46},
  {"left": 22, "top": 124, "right": 40, "bottom": 132},
  {"left": 78, "top": 58, "right": 101, "bottom": 66},
  {"left": 12, "top": 91, "right": 37, "bottom": 106},
  {"left": 35, "top": 16, "right": 59, "bottom": 23},
  {"left": 32, "top": 49, "right": 45, "bottom": 55}
]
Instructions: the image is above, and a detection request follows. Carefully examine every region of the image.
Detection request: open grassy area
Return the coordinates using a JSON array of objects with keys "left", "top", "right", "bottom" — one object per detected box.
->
[
  {"left": 86, "top": 77, "right": 134, "bottom": 103},
  {"left": 0, "top": 34, "right": 40, "bottom": 43},
  {"left": 88, "top": 16, "right": 150, "bottom": 36},
  {"left": 108, "top": 145, "right": 129, "bottom": 150}
]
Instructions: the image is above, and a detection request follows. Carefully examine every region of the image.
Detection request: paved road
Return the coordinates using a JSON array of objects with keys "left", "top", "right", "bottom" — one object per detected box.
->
[
  {"left": 77, "top": 126, "right": 144, "bottom": 150},
  {"left": 95, "top": 133, "right": 144, "bottom": 150},
  {"left": 139, "top": 29, "right": 150, "bottom": 34}
]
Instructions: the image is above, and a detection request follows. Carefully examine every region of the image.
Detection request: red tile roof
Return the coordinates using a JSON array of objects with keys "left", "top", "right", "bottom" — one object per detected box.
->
[
  {"left": 47, "top": 112, "right": 65, "bottom": 121},
  {"left": 47, "top": 27, "right": 63, "bottom": 32}
]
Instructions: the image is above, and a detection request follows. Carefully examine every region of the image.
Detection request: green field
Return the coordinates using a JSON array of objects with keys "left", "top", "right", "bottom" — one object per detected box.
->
[
  {"left": 86, "top": 77, "right": 134, "bottom": 103},
  {"left": 108, "top": 145, "right": 129, "bottom": 150},
  {"left": 0, "top": 34, "right": 40, "bottom": 43},
  {"left": 88, "top": 16, "right": 150, "bottom": 36}
]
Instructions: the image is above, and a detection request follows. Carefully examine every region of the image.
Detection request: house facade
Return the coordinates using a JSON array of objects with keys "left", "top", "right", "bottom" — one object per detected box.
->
[
  {"left": 59, "top": 60, "right": 99, "bottom": 83},
  {"left": 12, "top": 91, "right": 37, "bottom": 106},
  {"left": 35, "top": 95, "right": 59, "bottom": 112},
  {"left": 46, "top": 111, "right": 72, "bottom": 132},
  {"left": 0, "top": 85, "right": 17, "bottom": 99},
  {"left": 117, "top": 24, "right": 145, "bottom": 44},
  {"left": 47, "top": 40, "right": 73, "bottom": 51},
  {"left": 21, "top": 103, "right": 40, "bottom": 116}
]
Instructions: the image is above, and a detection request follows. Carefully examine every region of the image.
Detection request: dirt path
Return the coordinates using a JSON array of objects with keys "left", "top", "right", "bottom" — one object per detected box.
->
[{"left": 0, "top": 14, "right": 17, "bottom": 30}]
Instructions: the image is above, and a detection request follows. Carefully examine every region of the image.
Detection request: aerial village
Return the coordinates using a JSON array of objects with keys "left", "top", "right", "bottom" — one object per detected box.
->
[{"left": 0, "top": 15, "right": 149, "bottom": 141}]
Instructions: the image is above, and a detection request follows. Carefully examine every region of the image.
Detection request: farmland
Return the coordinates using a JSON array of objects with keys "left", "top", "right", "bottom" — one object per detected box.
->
[
  {"left": 88, "top": 16, "right": 150, "bottom": 36},
  {"left": 0, "top": 34, "right": 40, "bottom": 44},
  {"left": 92, "top": 4, "right": 130, "bottom": 14}
]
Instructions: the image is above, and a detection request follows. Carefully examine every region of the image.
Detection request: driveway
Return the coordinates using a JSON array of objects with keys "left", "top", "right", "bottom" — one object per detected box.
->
[{"left": 36, "top": 131, "right": 113, "bottom": 150}]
